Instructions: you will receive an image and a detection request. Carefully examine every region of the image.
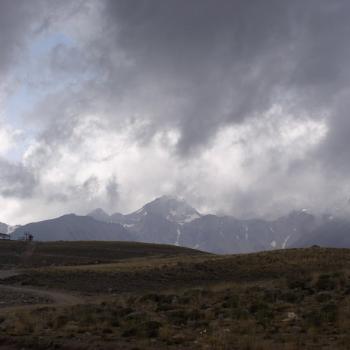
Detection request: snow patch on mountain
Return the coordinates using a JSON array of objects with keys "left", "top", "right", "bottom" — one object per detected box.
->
[
  {"left": 85, "top": 197, "right": 322, "bottom": 254},
  {"left": 123, "top": 223, "right": 135, "bottom": 228},
  {"left": 134, "top": 195, "right": 201, "bottom": 224},
  {"left": 182, "top": 213, "right": 201, "bottom": 223},
  {"left": 175, "top": 228, "right": 182, "bottom": 246},
  {"left": 282, "top": 235, "right": 291, "bottom": 249}
]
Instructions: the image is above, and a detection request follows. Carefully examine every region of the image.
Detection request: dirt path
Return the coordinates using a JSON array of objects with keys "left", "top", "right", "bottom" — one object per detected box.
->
[
  {"left": 0, "top": 269, "right": 83, "bottom": 313},
  {"left": 0, "top": 285, "right": 81, "bottom": 305},
  {"left": 0, "top": 270, "right": 21, "bottom": 280},
  {"left": 0, "top": 242, "right": 82, "bottom": 311}
]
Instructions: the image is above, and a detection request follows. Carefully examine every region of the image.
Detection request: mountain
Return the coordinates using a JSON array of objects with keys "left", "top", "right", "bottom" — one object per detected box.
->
[
  {"left": 11, "top": 214, "right": 133, "bottom": 242},
  {"left": 8, "top": 195, "right": 343, "bottom": 253},
  {"left": 103, "top": 195, "right": 201, "bottom": 225},
  {"left": 87, "top": 197, "right": 318, "bottom": 254},
  {"left": 177, "top": 210, "right": 317, "bottom": 254},
  {"left": 293, "top": 217, "right": 350, "bottom": 248},
  {"left": 0, "top": 222, "right": 8, "bottom": 234},
  {"left": 88, "top": 208, "right": 112, "bottom": 223},
  {"left": 0, "top": 222, "right": 19, "bottom": 236},
  {"left": 87, "top": 196, "right": 201, "bottom": 245},
  {"left": 111, "top": 196, "right": 201, "bottom": 244},
  {"left": 126, "top": 195, "right": 201, "bottom": 224},
  {"left": 267, "top": 210, "right": 318, "bottom": 248}
]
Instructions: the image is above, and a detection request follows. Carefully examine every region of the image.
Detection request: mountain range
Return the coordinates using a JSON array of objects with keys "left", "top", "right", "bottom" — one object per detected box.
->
[
  {"left": 2, "top": 195, "right": 350, "bottom": 253},
  {"left": 90, "top": 197, "right": 321, "bottom": 253}
]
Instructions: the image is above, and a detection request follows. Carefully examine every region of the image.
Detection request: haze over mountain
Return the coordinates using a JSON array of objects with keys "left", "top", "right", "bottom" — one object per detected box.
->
[
  {"left": 86, "top": 196, "right": 344, "bottom": 253},
  {"left": 292, "top": 217, "right": 350, "bottom": 248},
  {"left": 5, "top": 195, "right": 350, "bottom": 253}
]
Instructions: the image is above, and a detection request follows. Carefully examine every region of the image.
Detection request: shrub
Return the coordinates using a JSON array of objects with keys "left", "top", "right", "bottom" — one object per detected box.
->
[
  {"left": 140, "top": 320, "right": 161, "bottom": 338},
  {"left": 315, "top": 274, "right": 337, "bottom": 291},
  {"left": 222, "top": 294, "right": 239, "bottom": 308}
]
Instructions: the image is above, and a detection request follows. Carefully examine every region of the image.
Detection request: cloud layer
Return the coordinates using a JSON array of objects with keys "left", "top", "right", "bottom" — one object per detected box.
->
[{"left": 1, "top": 0, "right": 350, "bottom": 224}]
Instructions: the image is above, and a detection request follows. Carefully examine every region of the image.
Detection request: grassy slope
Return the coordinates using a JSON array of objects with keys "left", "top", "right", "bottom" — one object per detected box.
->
[
  {"left": 2, "top": 246, "right": 350, "bottom": 349},
  {"left": 0, "top": 240, "right": 206, "bottom": 268},
  {"left": 6, "top": 247, "right": 350, "bottom": 293}
]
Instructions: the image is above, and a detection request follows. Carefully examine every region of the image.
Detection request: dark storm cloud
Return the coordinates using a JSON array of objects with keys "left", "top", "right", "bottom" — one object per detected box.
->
[
  {"left": 102, "top": 0, "right": 292, "bottom": 154},
  {"left": 3, "top": 0, "right": 350, "bottom": 221},
  {"left": 101, "top": 0, "right": 350, "bottom": 159},
  {"left": 0, "top": 159, "right": 36, "bottom": 198},
  {"left": 0, "top": 0, "right": 43, "bottom": 202},
  {"left": 0, "top": 0, "right": 33, "bottom": 75}
]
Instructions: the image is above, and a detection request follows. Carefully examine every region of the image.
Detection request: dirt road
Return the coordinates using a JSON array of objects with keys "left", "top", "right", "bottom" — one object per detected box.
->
[
  {"left": 0, "top": 269, "right": 82, "bottom": 312},
  {"left": 0, "top": 270, "right": 21, "bottom": 280}
]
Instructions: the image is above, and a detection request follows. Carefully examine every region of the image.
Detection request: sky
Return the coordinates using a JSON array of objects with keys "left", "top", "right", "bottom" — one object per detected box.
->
[{"left": 1, "top": 0, "right": 350, "bottom": 224}]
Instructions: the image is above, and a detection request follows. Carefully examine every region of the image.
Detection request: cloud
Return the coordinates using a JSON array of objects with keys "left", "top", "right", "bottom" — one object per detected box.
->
[
  {"left": 0, "top": 158, "right": 36, "bottom": 198},
  {"left": 0, "top": 0, "right": 37, "bottom": 76},
  {"left": 0, "top": 121, "right": 21, "bottom": 156},
  {"left": 2, "top": 0, "right": 350, "bottom": 223}
]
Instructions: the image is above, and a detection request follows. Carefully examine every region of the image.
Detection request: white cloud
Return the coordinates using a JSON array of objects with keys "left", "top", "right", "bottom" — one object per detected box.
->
[
  {"left": 0, "top": 120, "right": 22, "bottom": 157},
  {"left": 1, "top": 0, "right": 350, "bottom": 225},
  {"left": 3, "top": 107, "right": 327, "bottom": 224}
]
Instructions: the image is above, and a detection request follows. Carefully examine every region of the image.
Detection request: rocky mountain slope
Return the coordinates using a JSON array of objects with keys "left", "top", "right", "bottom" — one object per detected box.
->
[
  {"left": 88, "top": 196, "right": 320, "bottom": 253},
  {"left": 6, "top": 196, "right": 350, "bottom": 253},
  {"left": 292, "top": 217, "right": 350, "bottom": 248}
]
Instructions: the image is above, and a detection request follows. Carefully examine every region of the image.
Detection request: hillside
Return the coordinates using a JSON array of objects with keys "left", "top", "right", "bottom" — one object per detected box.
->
[
  {"left": 0, "top": 240, "right": 205, "bottom": 268},
  {"left": 1, "top": 247, "right": 350, "bottom": 349}
]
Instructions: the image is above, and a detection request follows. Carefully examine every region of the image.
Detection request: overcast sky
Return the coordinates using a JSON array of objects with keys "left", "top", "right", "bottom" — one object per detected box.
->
[{"left": 1, "top": 0, "right": 350, "bottom": 224}]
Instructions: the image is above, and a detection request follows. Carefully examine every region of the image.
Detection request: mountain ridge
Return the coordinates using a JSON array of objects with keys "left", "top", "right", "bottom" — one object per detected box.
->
[
  {"left": 11, "top": 214, "right": 133, "bottom": 242},
  {"left": 87, "top": 197, "right": 326, "bottom": 253},
  {"left": 5, "top": 196, "right": 350, "bottom": 253}
]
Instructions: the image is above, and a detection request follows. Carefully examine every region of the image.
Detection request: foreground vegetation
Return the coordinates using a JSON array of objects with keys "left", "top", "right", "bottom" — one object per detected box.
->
[{"left": 1, "top": 243, "right": 350, "bottom": 349}]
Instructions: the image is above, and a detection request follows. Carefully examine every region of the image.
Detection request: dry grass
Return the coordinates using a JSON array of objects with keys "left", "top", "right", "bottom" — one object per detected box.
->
[
  {"left": 2, "top": 270, "right": 350, "bottom": 349},
  {"left": 0, "top": 240, "right": 206, "bottom": 269},
  {"left": 1, "top": 247, "right": 350, "bottom": 348}
]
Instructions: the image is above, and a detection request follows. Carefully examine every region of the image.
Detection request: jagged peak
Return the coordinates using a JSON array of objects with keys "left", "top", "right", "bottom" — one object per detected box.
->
[{"left": 131, "top": 195, "right": 201, "bottom": 224}]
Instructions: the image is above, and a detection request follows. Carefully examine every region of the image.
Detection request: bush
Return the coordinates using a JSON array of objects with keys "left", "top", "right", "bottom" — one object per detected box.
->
[
  {"left": 140, "top": 320, "right": 161, "bottom": 338},
  {"left": 222, "top": 294, "right": 239, "bottom": 308},
  {"left": 167, "top": 308, "right": 202, "bottom": 325},
  {"left": 321, "top": 302, "right": 338, "bottom": 323},
  {"left": 315, "top": 274, "right": 337, "bottom": 291}
]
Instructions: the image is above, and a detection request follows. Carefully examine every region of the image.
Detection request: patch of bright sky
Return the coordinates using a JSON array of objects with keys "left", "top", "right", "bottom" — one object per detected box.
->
[
  {"left": 30, "top": 32, "right": 74, "bottom": 57},
  {"left": 4, "top": 32, "right": 74, "bottom": 161}
]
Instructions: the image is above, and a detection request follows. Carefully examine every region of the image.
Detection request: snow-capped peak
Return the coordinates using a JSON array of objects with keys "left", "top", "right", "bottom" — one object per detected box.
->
[{"left": 130, "top": 195, "right": 201, "bottom": 224}]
